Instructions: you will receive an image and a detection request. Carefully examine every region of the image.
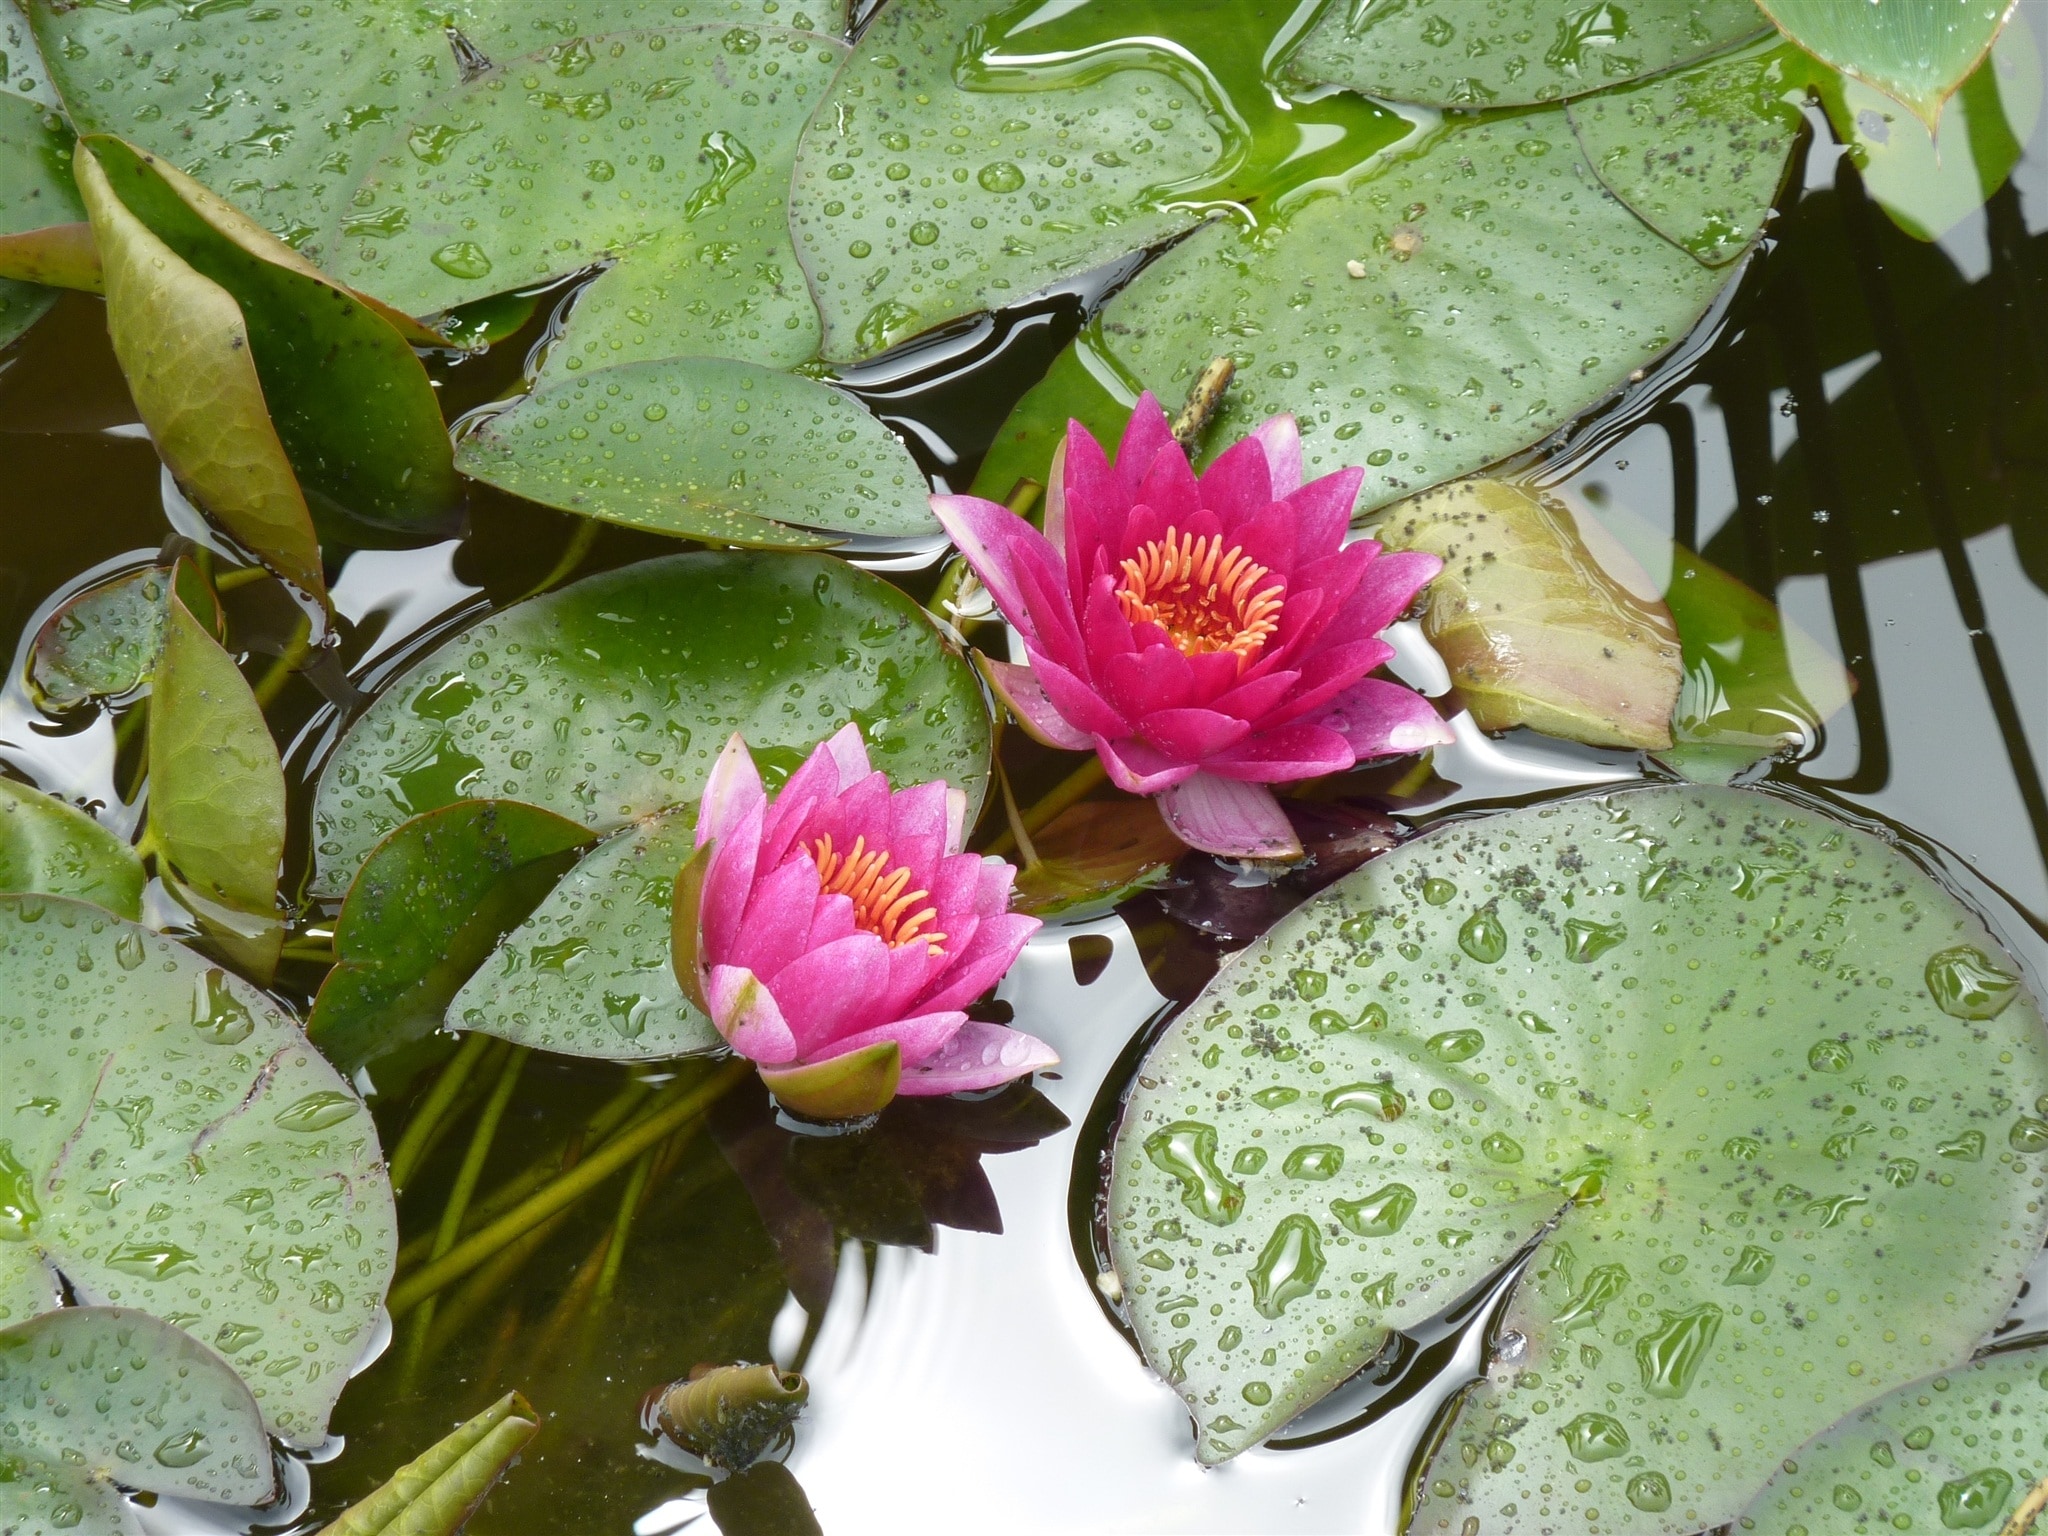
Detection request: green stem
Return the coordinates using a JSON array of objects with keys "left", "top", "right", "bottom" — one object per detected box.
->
[
  {"left": 250, "top": 616, "right": 313, "bottom": 709},
  {"left": 982, "top": 755, "right": 1108, "bottom": 859},
  {"left": 212, "top": 565, "right": 271, "bottom": 593},
  {"left": 393, "top": 1074, "right": 651, "bottom": 1271},
  {"left": 994, "top": 755, "right": 1039, "bottom": 869},
  {"left": 594, "top": 1146, "right": 656, "bottom": 1301},
  {"left": 387, "top": 1060, "right": 748, "bottom": 1317},
  {"left": 387, "top": 1033, "right": 497, "bottom": 1193},
  {"left": 517, "top": 518, "right": 602, "bottom": 602}
]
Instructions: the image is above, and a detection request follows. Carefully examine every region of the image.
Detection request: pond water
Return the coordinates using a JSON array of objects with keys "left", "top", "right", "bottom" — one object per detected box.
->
[{"left": 3, "top": 1, "right": 2047, "bottom": 1531}]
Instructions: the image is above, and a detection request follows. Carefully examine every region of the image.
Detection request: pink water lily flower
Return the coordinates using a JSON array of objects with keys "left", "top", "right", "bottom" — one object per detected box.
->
[
  {"left": 673, "top": 723, "right": 1054, "bottom": 1121},
  {"left": 933, "top": 394, "right": 1453, "bottom": 859}
]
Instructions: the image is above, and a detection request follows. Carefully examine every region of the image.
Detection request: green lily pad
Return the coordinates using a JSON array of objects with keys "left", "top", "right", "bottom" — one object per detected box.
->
[
  {"left": 0, "top": 1306, "right": 275, "bottom": 1534},
  {"left": 75, "top": 143, "right": 327, "bottom": 600},
  {"left": 0, "top": 778, "right": 142, "bottom": 919},
  {"left": 0, "top": 895, "right": 398, "bottom": 1444},
  {"left": 0, "top": 92, "right": 79, "bottom": 351},
  {"left": 451, "top": 806, "right": 722, "bottom": 1061},
  {"left": 1567, "top": 36, "right": 1806, "bottom": 264},
  {"left": 0, "top": 0, "right": 55, "bottom": 108},
  {"left": 308, "top": 800, "right": 596, "bottom": 1072},
  {"left": 982, "top": 102, "right": 1742, "bottom": 509},
  {"left": 789, "top": 0, "right": 1414, "bottom": 361},
  {"left": 1107, "top": 784, "right": 2048, "bottom": 1536},
  {"left": 453, "top": 357, "right": 936, "bottom": 545},
  {"left": 317, "top": 1390, "right": 541, "bottom": 1536},
  {"left": 32, "top": 0, "right": 841, "bottom": 258},
  {"left": 1288, "top": 0, "right": 1768, "bottom": 108},
  {"left": 330, "top": 26, "right": 844, "bottom": 333},
  {"left": 1757, "top": 0, "right": 2018, "bottom": 127},
  {"left": 1739, "top": 1343, "right": 2048, "bottom": 1534},
  {"left": 310, "top": 551, "right": 991, "bottom": 892},
  {"left": 1372, "top": 478, "right": 1684, "bottom": 749},
  {"left": 147, "top": 582, "right": 286, "bottom": 955},
  {"left": 28, "top": 565, "right": 168, "bottom": 708}
]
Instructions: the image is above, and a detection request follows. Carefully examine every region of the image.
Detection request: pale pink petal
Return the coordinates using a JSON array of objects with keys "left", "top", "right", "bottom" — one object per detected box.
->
[
  {"left": 706, "top": 964, "right": 800, "bottom": 1064},
  {"left": 822, "top": 720, "right": 871, "bottom": 791},
  {"left": 815, "top": 1009, "right": 970, "bottom": 1071},
  {"left": 1315, "top": 677, "right": 1456, "bottom": 759},
  {"left": 1253, "top": 414, "right": 1304, "bottom": 496},
  {"left": 697, "top": 733, "right": 764, "bottom": 848},
  {"left": 918, "top": 912, "right": 1041, "bottom": 1014},
  {"left": 944, "top": 786, "right": 968, "bottom": 856},
  {"left": 1136, "top": 707, "right": 1252, "bottom": 762},
  {"left": 765, "top": 933, "right": 893, "bottom": 1057},
  {"left": 982, "top": 658, "right": 1094, "bottom": 751},
  {"left": 1156, "top": 774, "right": 1304, "bottom": 859},
  {"left": 1093, "top": 735, "right": 1200, "bottom": 795},
  {"left": 932, "top": 493, "right": 1042, "bottom": 632},
  {"left": 898, "top": 1022, "right": 1059, "bottom": 1096}
]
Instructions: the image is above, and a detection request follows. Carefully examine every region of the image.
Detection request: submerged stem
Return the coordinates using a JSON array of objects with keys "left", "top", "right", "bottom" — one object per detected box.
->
[
  {"left": 387, "top": 1033, "right": 497, "bottom": 1193},
  {"left": 983, "top": 755, "right": 1108, "bottom": 859},
  {"left": 518, "top": 517, "right": 602, "bottom": 602},
  {"left": 595, "top": 1145, "right": 657, "bottom": 1301},
  {"left": 387, "top": 1060, "right": 748, "bottom": 1317},
  {"left": 251, "top": 616, "right": 313, "bottom": 709}
]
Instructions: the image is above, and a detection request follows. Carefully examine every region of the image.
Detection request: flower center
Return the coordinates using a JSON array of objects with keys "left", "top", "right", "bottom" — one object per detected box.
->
[
  {"left": 1116, "top": 526, "right": 1284, "bottom": 666},
  {"left": 810, "top": 834, "right": 946, "bottom": 953}
]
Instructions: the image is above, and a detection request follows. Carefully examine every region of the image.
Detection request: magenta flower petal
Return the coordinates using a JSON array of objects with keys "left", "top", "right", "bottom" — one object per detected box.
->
[
  {"left": 819, "top": 1009, "right": 971, "bottom": 1071},
  {"left": 706, "top": 965, "right": 799, "bottom": 1064},
  {"left": 1137, "top": 707, "right": 1253, "bottom": 762},
  {"left": 1094, "top": 735, "right": 1200, "bottom": 795},
  {"left": 1253, "top": 414, "right": 1304, "bottom": 496},
  {"left": 897, "top": 1022, "right": 1060, "bottom": 1096},
  {"left": 821, "top": 720, "right": 870, "bottom": 788},
  {"left": 1316, "top": 677, "right": 1457, "bottom": 758},
  {"left": 917, "top": 911, "right": 1040, "bottom": 1014},
  {"left": 729, "top": 853, "right": 820, "bottom": 979},
  {"left": 1347, "top": 547, "right": 1445, "bottom": 636},
  {"left": 698, "top": 794, "right": 764, "bottom": 966},
  {"left": 932, "top": 493, "right": 1040, "bottom": 629},
  {"left": 1203, "top": 721, "right": 1359, "bottom": 782},
  {"left": 1156, "top": 774, "right": 1303, "bottom": 859},
  {"left": 1134, "top": 447, "right": 1202, "bottom": 526},
  {"left": 1113, "top": 393, "right": 1176, "bottom": 504},
  {"left": 1276, "top": 465, "right": 1362, "bottom": 551},
  {"left": 765, "top": 932, "right": 894, "bottom": 1059},
  {"left": 1101, "top": 644, "right": 1198, "bottom": 720},
  {"left": 982, "top": 657, "right": 1094, "bottom": 750},
  {"left": 1034, "top": 651, "right": 1130, "bottom": 738},
  {"left": 1195, "top": 435, "right": 1273, "bottom": 526}
]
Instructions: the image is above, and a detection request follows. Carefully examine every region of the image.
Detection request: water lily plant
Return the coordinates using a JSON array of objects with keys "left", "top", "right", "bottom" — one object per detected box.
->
[
  {"left": 673, "top": 724, "right": 1053, "bottom": 1121},
  {"left": 934, "top": 395, "right": 1451, "bottom": 860}
]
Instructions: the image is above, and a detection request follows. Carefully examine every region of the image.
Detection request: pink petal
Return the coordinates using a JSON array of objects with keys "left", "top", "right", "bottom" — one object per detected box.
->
[
  {"left": 699, "top": 796, "right": 765, "bottom": 966},
  {"left": 697, "top": 733, "right": 765, "bottom": 848},
  {"left": 1182, "top": 649, "right": 1243, "bottom": 707},
  {"left": 1113, "top": 393, "right": 1176, "bottom": 503},
  {"left": 730, "top": 852, "right": 821, "bottom": 978},
  {"left": 1203, "top": 721, "right": 1358, "bottom": 782},
  {"left": 932, "top": 493, "right": 1043, "bottom": 634},
  {"left": 918, "top": 911, "right": 1041, "bottom": 1014},
  {"left": 897, "top": 1021, "right": 1060, "bottom": 1096},
  {"left": 970, "top": 852, "right": 1016, "bottom": 917},
  {"left": 1253, "top": 639, "right": 1395, "bottom": 727},
  {"left": 1082, "top": 575, "right": 1137, "bottom": 664},
  {"left": 822, "top": 721, "right": 871, "bottom": 790},
  {"left": 944, "top": 786, "right": 968, "bottom": 855},
  {"left": 880, "top": 937, "right": 952, "bottom": 1020},
  {"left": 707, "top": 965, "right": 800, "bottom": 1064},
  {"left": 1347, "top": 547, "right": 1443, "bottom": 637},
  {"left": 982, "top": 658, "right": 1094, "bottom": 750},
  {"left": 930, "top": 850, "right": 985, "bottom": 922},
  {"left": 1032, "top": 651, "right": 1130, "bottom": 740},
  {"left": 1093, "top": 735, "right": 1200, "bottom": 795},
  {"left": 765, "top": 933, "right": 893, "bottom": 1057},
  {"left": 1010, "top": 538, "right": 1088, "bottom": 671},
  {"left": 816, "top": 1009, "right": 970, "bottom": 1071},
  {"left": 1156, "top": 773, "right": 1304, "bottom": 859},
  {"left": 1134, "top": 447, "right": 1201, "bottom": 527},
  {"left": 1196, "top": 435, "right": 1274, "bottom": 526},
  {"left": 1277, "top": 466, "right": 1363, "bottom": 553},
  {"left": 1253, "top": 414, "right": 1304, "bottom": 496},
  {"left": 1061, "top": 423, "right": 1119, "bottom": 594},
  {"left": 1207, "top": 666, "right": 1302, "bottom": 723},
  {"left": 1101, "top": 643, "right": 1197, "bottom": 721},
  {"left": 1136, "top": 707, "right": 1252, "bottom": 762},
  {"left": 885, "top": 779, "right": 953, "bottom": 867},
  {"left": 1315, "top": 677, "right": 1456, "bottom": 759}
]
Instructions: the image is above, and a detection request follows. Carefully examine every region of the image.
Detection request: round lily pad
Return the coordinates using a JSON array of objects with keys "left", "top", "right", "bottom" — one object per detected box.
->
[
  {"left": 310, "top": 551, "right": 992, "bottom": 892},
  {"left": 0, "top": 895, "right": 397, "bottom": 1445},
  {"left": 1739, "top": 1342, "right": 2048, "bottom": 1534},
  {"left": 1107, "top": 785, "right": 2048, "bottom": 1536},
  {"left": 28, "top": 565, "right": 168, "bottom": 708},
  {"left": 0, "top": 1306, "right": 275, "bottom": 1533}
]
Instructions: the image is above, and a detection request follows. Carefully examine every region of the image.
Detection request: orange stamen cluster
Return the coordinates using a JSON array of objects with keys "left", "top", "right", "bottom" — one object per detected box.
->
[
  {"left": 811, "top": 833, "right": 946, "bottom": 953},
  {"left": 1116, "top": 527, "right": 1284, "bottom": 667}
]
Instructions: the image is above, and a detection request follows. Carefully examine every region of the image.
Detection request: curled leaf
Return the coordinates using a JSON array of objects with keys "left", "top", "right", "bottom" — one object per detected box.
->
[
  {"left": 0, "top": 777, "right": 142, "bottom": 917},
  {"left": 1374, "top": 478, "right": 1682, "bottom": 749},
  {"left": 759, "top": 1042, "right": 902, "bottom": 1123},
  {"left": 28, "top": 563, "right": 171, "bottom": 706},
  {"left": 317, "top": 1392, "right": 539, "bottom": 1536},
  {"left": 651, "top": 1363, "right": 808, "bottom": 1471},
  {"left": 0, "top": 220, "right": 99, "bottom": 291}
]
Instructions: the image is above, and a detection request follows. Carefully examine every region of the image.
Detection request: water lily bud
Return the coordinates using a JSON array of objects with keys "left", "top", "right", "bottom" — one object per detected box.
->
[{"left": 649, "top": 1362, "right": 808, "bottom": 1471}]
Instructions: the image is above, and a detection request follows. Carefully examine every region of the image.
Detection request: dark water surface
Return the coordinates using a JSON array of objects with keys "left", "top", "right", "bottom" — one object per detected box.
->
[{"left": 3, "top": 8, "right": 2047, "bottom": 1530}]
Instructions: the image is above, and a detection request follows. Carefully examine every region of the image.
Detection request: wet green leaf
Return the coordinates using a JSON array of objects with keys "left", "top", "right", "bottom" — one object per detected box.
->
[
  {"left": 455, "top": 357, "right": 935, "bottom": 545},
  {"left": 0, "top": 1306, "right": 275, "bottom": 1534},
  {"left": 28, "top": 565, "right": 170, "bottom": 708},
  {"left": 1109, "top": 784, "right": 2048, "bottom": 1536},
  {"left": 308, "top": 800, "right": 596, "bottom": 1072},
  {"left": 1813, "top": 11, "right": 2042, "bottom": 243},
  {"left": 978, "top": 103, "right": 1743, "bottom": 511},
  {"left": 85, "top": 135, "right": 455, "bottom": 530},
  {"left": 1289, "top": 0, "right": 1768, "bottom": 108},
  {"left": 0, "top": 91, "right": 79, "bottom": 349},
  {"left": 1740, "top": 1342, "right": 2048, "bottom": 1535},
  {"left": 0, "top": 777, "right": 142, "bottom": 918},
  {"left": 0, "top": 0, "right": 55, "bottom": 109},
  {"left": 311, "top": 551, "right": 991, "bottom": 891},
  {"left": 33, "top": 0, "right": 844, "bottom": 263},
  {"left": 147, "top": 579, "right": 286, "bottom": 962},
  {"left": 1759, "top": 0, "right": 2018, "bottom": 126},
  {"left": 1374, "top": 478, "right": 1683, "bottom": 749},
  {"left": 451, "top": 806, "right": 721, "bottom": 1062},
  {"left": 334, "top": 25, "right": 842, "bottom": 371},
  {"left": 790, "top": 0, "right": 1414, "bottom": 361},
  {"left": 317, "top": 1390, "right": 539, "bottom": 1536},
  {"left": 0, "top": 894, "right": 397, "bottom": 1444},
  {"left": 1567, "top": 36, "right": 1806, "bottom": 264},
  {"left": 75, "top": 142, "right": 327, "bottom": 599}
]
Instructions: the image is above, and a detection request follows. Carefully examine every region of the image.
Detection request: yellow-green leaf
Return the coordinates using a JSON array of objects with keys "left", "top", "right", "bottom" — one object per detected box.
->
[
  {"left": 318, "top": 1392, "right": 539, "bottom": 1536},
  {"left": 1758, "top": 0, "right": 2020, "bottom": 127},
  {"left": 0, "top": 777, "right": 142, "bottom": 918}
]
